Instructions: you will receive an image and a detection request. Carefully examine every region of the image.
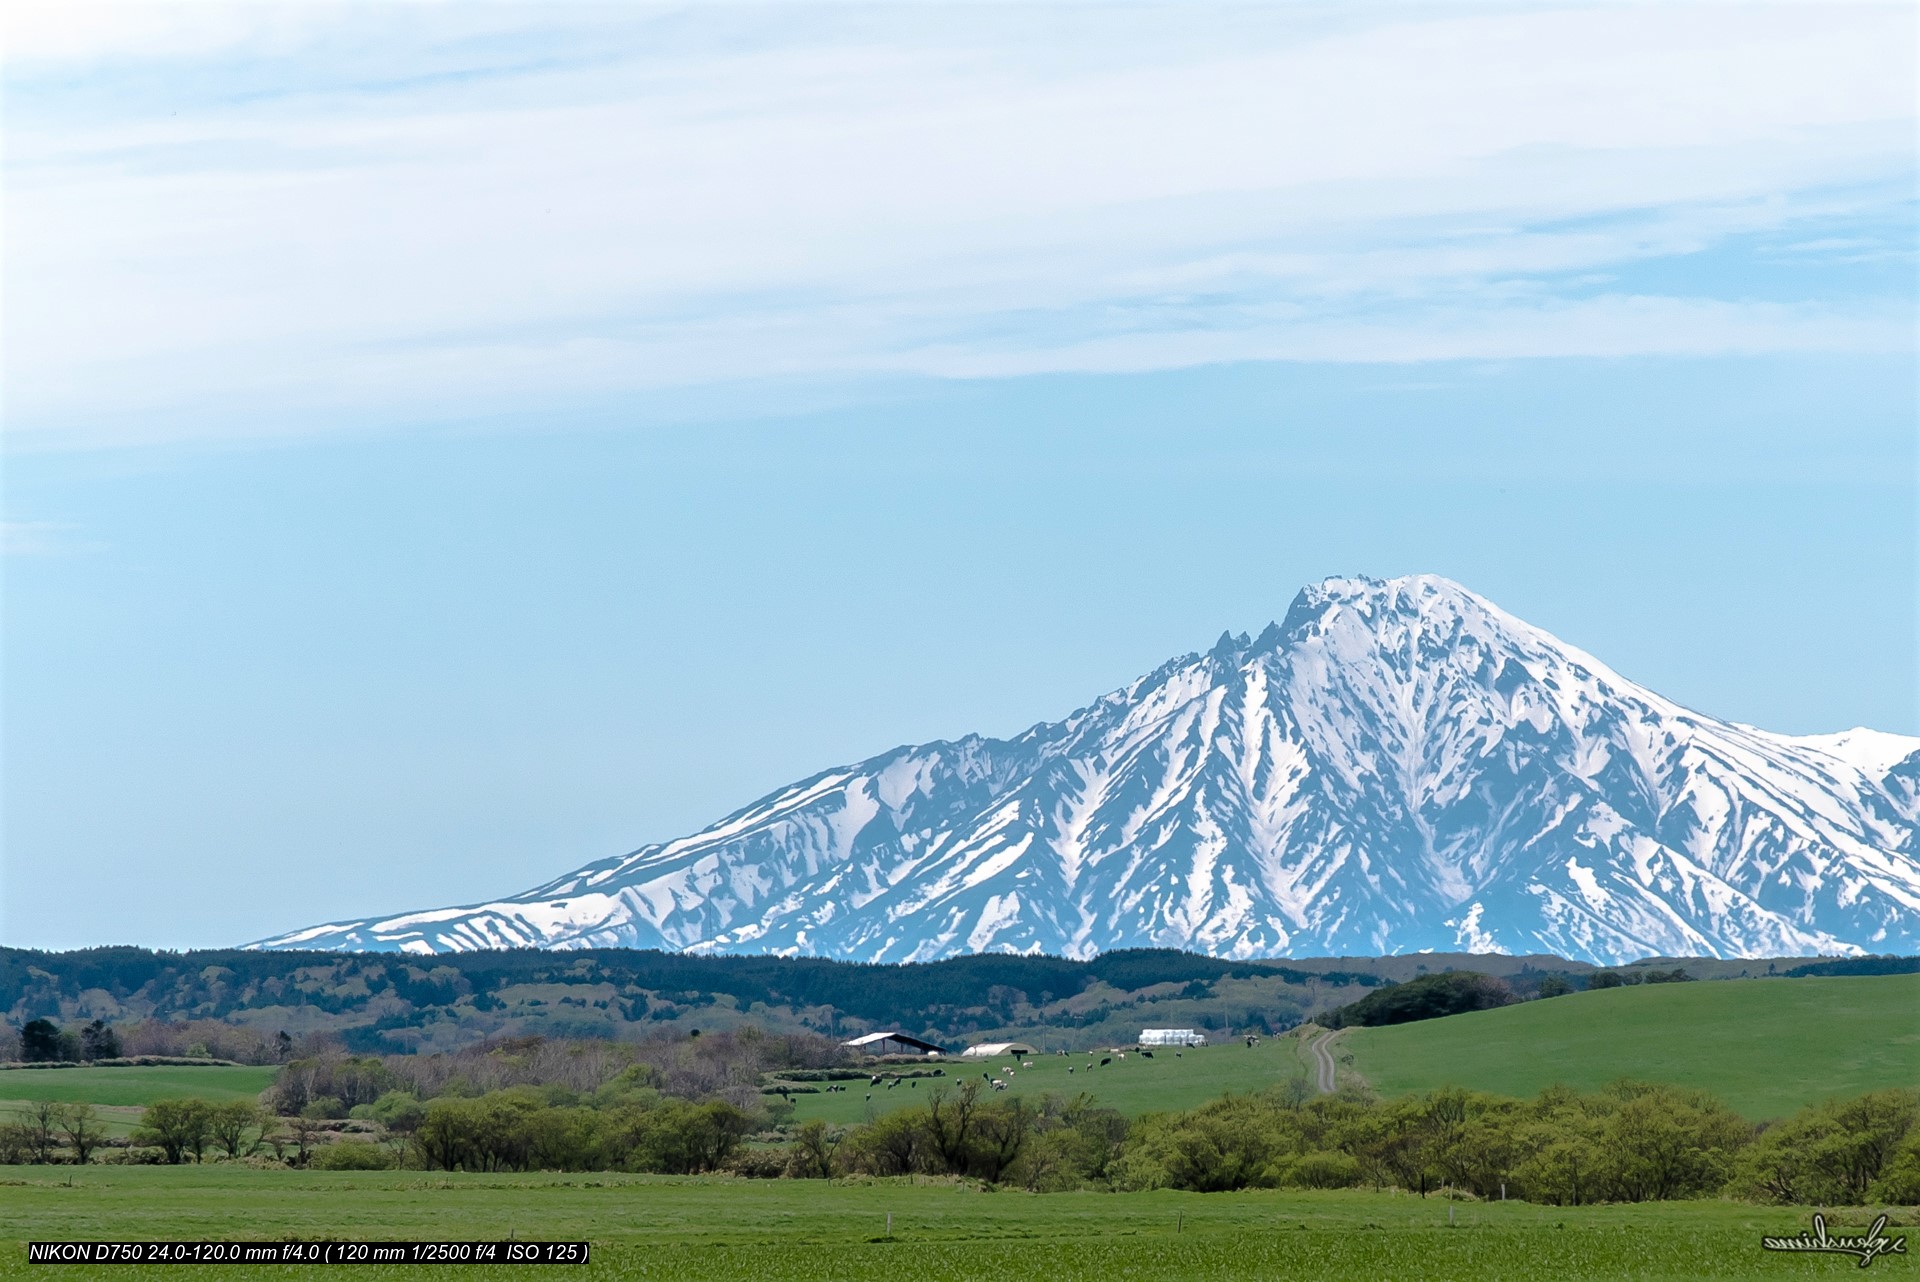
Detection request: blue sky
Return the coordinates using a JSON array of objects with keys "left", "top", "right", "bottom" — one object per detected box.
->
[{"left": 3, "top": 3, "right": 1915, "bottom": 950}]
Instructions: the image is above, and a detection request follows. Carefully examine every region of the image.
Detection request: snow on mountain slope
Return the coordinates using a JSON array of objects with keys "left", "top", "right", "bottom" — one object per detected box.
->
[{"left": 247, "top": 576, "right": 1920, "bottom": 964}]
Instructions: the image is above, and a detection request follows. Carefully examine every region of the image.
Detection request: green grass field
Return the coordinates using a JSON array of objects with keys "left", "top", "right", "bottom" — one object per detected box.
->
[
  {"left": 797, "top": 975, "right": 1920, "bottom": 1125},
  {"left": 1344, "top": 973, "right": 1920, "bottom": 1118},
  {"left": 0, "top": 1066, "right": 276, "bottom": 1108},
  {"left": 0, "top": 1066, "right": 277, "bottom": 1140},
  {"left": 784, "top": 1036, "right": 1319, "bottom": 1125},
  {"left": 0, "top": 1166, "right": 1901, "bottom": 1282}
]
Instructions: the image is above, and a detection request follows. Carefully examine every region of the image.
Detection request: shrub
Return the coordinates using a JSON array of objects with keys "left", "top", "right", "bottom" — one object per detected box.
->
[
  {"left": 1733, "top": 1089, "right": 1919, "bottom": 1205},
  {"left": 1277, "top": 1150, "right": 1363, "bottom": 1189},
  {"left": 1869, "top": 1132, "right": 1920, "bottom": 1204},
  {"left": 725, "top": 1147, "right": 789, "bottom": 1178}
]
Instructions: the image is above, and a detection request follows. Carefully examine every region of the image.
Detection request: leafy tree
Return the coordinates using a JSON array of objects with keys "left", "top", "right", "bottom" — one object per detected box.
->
[
  {"left": 134, "top": 1099, "right": 213, "bottom": 1164},
  {"left": 20, "top": 1019, "right": 63, "bottom": 1062},
  {"left": 784, "top": 1119, "right": 839, "bottom": 1178},
  {"left": 208, "top": 1101, "right": 267, "bottom": 1159},
  {"left": 834, "top": 1106, "right": 924, "bottom": 1176},
  {"left": 79, "top": 1020, "right": 121, "bottom": 1061},
  {"left": 56, "top": 1103, "right": 107, "bottom": 1165},
  {"left": 1870, "top": 1131, "right": 1920, "bottom": 1204},
  {"left": 289, "top": 1114, "right": 325, "bottom": 1167},
  {"left": 19, "top": 1100, "right": 63, "bottom": 1163},
  {"left": 1733, "top": 1089, "right": 1919, "bottom": 1204},
  {"left": 1535, "top": 975, "right": 1573, "bottom": 998},
  {"left": 969, "top": 1096, "right": 1034, "bottom": 1183},
  {"left": 0, "top": 1121, "right": 33, "bottom": 1163},
  {"left": 1597, "top": 1084, "right": 1748, "bottom": 1202}
]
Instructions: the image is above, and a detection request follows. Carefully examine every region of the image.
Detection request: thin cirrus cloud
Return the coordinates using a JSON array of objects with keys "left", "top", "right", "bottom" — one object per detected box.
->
[{"left": 3, "top": 3, "right": 1914, "bottom": 450}]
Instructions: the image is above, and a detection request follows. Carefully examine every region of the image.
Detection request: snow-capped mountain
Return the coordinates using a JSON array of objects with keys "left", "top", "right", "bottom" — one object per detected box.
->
[{"left": 249, "top": 575, "right": 1920, "bottom": 965}]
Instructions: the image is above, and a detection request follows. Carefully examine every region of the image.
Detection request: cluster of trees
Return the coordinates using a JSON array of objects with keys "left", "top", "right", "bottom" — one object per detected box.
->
[
  {"left": 9, "top": 1018, "right": 123, "bottom": 1063},
  {"left": 1114, "top": 1082, "right": 1754, "bottom": 1200},
  {"left": 1318, "top": 972, "right": 1518, "bottom": 1029},
  {"left": 124, "top": 1074, "right": 764, "bottom": 1174},
  {"left": 1113, "top": 1083, "right": 1920, "bottom": 1205},
  {"left": 132, "top": 1100, "right": 280, "bottom": 1165},
  {"left": 242, "top": 1078, "right": 1919, "bottom": 1206},
  {"left": 408, "top": 1090, "right": 757, "bottom": 1175},
  {"left": 1315, "top": 964, "right": 1703, "bottom": 1027},
  {"left": 265, "top": 1027, "right": 847, "bottom": 1119},
  {"left": 18, "top": 1051, "right": 1920, "bottom": 1207},
  {"left": 4, "top": 1016, "right": 307, "bottom": 1066},
  {"left": 832, "top": 1082, "right": 1128, "bottom": 1188},
  {"left": 0, "top": 1101, "right": 111, "bottom": 1164},
  {"left": 1589, "top": 968, "right": 1695, "bottom": 989}
]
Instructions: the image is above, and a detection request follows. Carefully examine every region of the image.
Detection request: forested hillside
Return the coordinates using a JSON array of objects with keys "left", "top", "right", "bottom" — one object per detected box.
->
[{"left": 2, "top": 947, "right": 1525, "bottom": 1054}]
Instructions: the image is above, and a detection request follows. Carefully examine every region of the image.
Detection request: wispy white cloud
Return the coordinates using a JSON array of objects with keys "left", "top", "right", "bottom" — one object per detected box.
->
[{"left": 4, "top": 3, "right": 1914, "bottom": 449}]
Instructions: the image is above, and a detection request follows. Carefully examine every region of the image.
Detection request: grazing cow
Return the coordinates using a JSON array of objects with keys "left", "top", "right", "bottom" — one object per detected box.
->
[
  {"left": 1067, "top": 1066, "right": 1075, "bottom": 1074},
  {"left": 1140, "top": 1050, "right": 1154, "bottom": 1058},
  {"left": 1100, "top": 1057, "right": 1111, "bottom": 1067},
  {"left": 1175, "top": 1051, "right": 1183, "bottom": 1058}
]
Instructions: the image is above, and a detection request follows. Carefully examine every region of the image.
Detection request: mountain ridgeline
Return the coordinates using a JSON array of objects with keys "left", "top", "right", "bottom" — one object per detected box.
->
[{"left": 251, "top": 575, "right": 1920, "bottom": 965}]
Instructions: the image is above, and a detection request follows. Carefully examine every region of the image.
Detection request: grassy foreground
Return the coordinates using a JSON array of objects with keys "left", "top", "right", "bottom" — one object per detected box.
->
[
  {"left": 0, "top": 1166, "right": 1904, "bottom": 1282},
  {"left": 1343, "top": 973, "right": 1920, "bottom": 1118}
]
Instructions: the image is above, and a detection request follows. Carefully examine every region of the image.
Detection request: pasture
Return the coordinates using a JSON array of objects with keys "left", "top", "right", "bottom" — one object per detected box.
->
[
  {"left": 792, "top": 974, "right": 1920, "bottom": 1124},
  {"left": 0, "top": 1066, "right": 276, "bottom": 1108},
  {"left": 0, "top": 1165, "right": 1897, "bottom": 1282},
  {"left": 783, "top": 1035, "right": 1317, "bottom": 1124},
  {"left": 1343, "top": 973, "right": 1920, "bottom": 1118},
  {"left": 0, "top": 1065, "right": 277, "bottom": 1139}
]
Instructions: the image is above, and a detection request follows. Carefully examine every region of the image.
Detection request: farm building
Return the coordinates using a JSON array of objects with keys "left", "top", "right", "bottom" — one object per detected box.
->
[
  {"left": 842, "top": 1031, "right": 945, "bottom": 1057},
  {"left": 1138, "top": 1028, "right": 1208, "bottom": 1047},
  {"left": 961, "top": 1041, "right": 1037, "bottom": 1058}
]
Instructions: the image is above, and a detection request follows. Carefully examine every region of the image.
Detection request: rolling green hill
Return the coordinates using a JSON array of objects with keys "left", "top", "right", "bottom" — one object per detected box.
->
[
  {"left": 1343, "top": 973, "right": 1920, "bottom": 1118},
  {"left": 783, "top": 1036, "right": 1320, "bottom": 1125},
  {"left": 792, "top": 975, "right": 1920, "bottom": 1124}
]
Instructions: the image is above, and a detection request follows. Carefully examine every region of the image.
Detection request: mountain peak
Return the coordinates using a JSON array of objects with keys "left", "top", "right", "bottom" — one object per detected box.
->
[{"left": 248, "top": 576, "right": 1920, "bottom": 966}]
